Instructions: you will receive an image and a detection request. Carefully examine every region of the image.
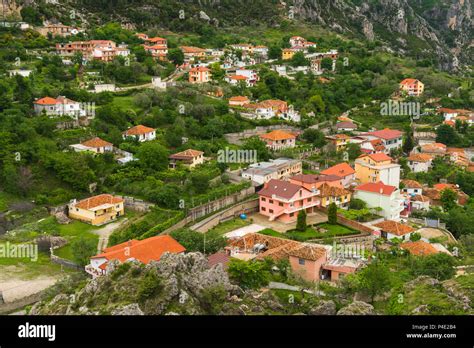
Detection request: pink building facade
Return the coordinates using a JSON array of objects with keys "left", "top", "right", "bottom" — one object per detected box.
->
[{"left": 258, "top": 179, "right": 320, "bottom": 222}]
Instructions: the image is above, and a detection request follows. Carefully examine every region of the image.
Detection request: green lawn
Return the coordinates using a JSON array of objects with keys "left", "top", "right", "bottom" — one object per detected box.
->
[
  {"left": 0, "top": 191, "right": 18, "bottom": 212},
  {"left": 111, "top": 95, "right": 141, "bottom": 112},
  {"left": 54, "top": 221, "right": 100, "bottom": 261},
  {"left": 207, "top": 218, "right": 251, "bottom": 236},
  {"left": 258, "top": 224, "right": 358, "bottom": 242}
]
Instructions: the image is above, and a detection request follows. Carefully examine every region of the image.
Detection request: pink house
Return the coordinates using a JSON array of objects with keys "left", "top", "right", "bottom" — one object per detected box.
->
[
  {"left": 288, "top": 244, "right": 328, "bottom": 282},
  {"left": 258, "top": 179, "right": 320, "bottom": 222}
]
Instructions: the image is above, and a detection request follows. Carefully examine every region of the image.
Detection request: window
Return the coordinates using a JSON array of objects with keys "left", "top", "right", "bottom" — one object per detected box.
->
[
  {"left": 308, "top": 198, "right": 312, "bottom": 202},
  {"left": 289, "top": 212, "right": 294, "bottom": 217},
  {"left": 261, "top": 197, "right": 266, "bottom": 202},
  {"left": 269, "top": 209, "right": 274, "bottom": 214},
  {"left": 261, "top": 207, "right": 266, "bottom": 211},
  {"left": 298, "top": 258, "right": 305, "bottom": 265},
  {"left": 269, "top": 200, "right": 273, "bottom": 204},
  {"left": 279, "top": 202, "right": 283, "bottom": 207}
]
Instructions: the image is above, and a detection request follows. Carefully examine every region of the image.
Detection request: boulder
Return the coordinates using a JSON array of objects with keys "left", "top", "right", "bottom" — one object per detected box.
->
[
  {"left": 309, "top": 300, "right": 337, "bottom": 315},
  {"left": 111, "top": 303, "right": 144, "bottom": 315},
  {"left": 337, "top": 301, "right": 375, "bottom": 315}
]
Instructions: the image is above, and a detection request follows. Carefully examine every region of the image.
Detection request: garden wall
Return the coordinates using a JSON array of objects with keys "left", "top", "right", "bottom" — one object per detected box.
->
[{"left": 316, "top": 206, "right": 375, "bottom": 234}]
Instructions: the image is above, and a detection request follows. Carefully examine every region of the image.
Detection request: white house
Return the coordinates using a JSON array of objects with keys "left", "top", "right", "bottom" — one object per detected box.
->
[
  {"left": 33, "top": 96, "right": 84, "bottom": 117},
  {"left": 241, "top": 158, "right": 302, "bottom": 185},
  {"left": 407, "top": 153, "right": 433, "bottom": 173},
  {"left": 354, "top": 182, "right": 404, "bottom": 221},
  {"left": 373, "top": 220, "right": 415, "bottom": 241},
  {"left": 122, "top": 125, "right": 156, "bottom": 142},
  {"left": 70, "top": 137, "right": 114, "bottom": 154},
  {"left": 400, "top": 179, "right": 423, "bottom": 196},
  {"left": 361, "top": 128, "right": 403, "bottom": 152}
]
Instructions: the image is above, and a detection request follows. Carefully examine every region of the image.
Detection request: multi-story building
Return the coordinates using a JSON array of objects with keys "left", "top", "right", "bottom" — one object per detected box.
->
[
  {"left": 258, "top": 179, "right": 321, "bottom": 222},
  {"left": 33, "top": 96, "right": 84, "bottom": 117},
  {"left": 242, "top": 158, "right": 302, "bottom": 185},
  {"left": 68, "top": 194, "right": 124, "bottom": 226},
  {"left": 354, "top": 153, "right": 401, "bottom": 187},
  {"left": 354, "top": 182, "right": 404, "bottom": 221},
  {"left": 320, "top": 163, "right": 356, "bottom": 188},
  {"left": 260, "top": 130, "right": 296, "bottom": 151},
  {"left": 399, "top": 78, "right": 424, "bottom": 97},
  {"left": 361, "top": 128, "right": 403, "bottom": 152},
  {"left": 189, "top": 66, "right": 211, "bottom": 84},
  {"left": 407, "top": 153, "right": 433, "bottom": 173},
  {"left": 169, "top": 149, "right": 205, "bottom": 169}
]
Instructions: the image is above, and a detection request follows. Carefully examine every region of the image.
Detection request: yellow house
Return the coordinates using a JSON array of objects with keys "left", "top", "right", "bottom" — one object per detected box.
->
[
  {"left": 282, "top": 48, "right": 296, "bottom": 60},
  {"left": 399, "top": 78, "right": 424, "bottom": 97},
  {"left": 354, "top": 153, "right": 400, "bottom": 187},
  {"left": 325, "top": 134, "right": 350, "bottom": 152},
  {"left": 68, "top": 194, "right": 125, "bottom": 226},
  {"left": 319, "top": 183, "right": 351, "bottom": 208}
]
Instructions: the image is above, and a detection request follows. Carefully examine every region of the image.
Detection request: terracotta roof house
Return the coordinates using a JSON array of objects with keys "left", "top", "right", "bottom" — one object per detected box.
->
[
  {"left": 68, "top": 194, "right": 124, "bottom": 226},
  {"left": 258, "top": 179, "right": 321, "bottom": 222},
  {"left": 70, "top": 137, "right": 113, "bottom": 154},
  {"left": 374, "top": 220, "right": 415, "bottom": 241},
  {"left": 401, "top": 179, "right": 423, "bottom": 195},
  {"left": 420, "top": 142, "right": 447, "bottom": 156},
  {"left": 410, "top": 194, "right": 430, "bottom": 211},
  {"left": 189, "top": 66, "right": 211, "bottom": 84},
  {"left": 407, "top": 153, "right": 433, "bottom": 173},
  {"left": 335, "top": 121, "right": 357, "bottom": 132},
  {"left": 318, "top": 183, "right": 351, "bottom": 208},
  {"left": 86, "top": 235, "right": 185, "bottom": 277},
  {"left": 354, "top": 182, "right": 403, "bottom": 221},
  {"left": 227, "top": 233, "right": 329, "bottom": 282},
  {"left": 320, "top": 163, "right": 356, "bottom": 187},
  {"left": 354, "top": 153, "right": 400, "bottom": 187},
  {"left": 228, "top": 96, "right": 250, "bottom": 106},
  {"left": 360, "top": 139, "right": 386, "bottom": 154},
  {"left": 169, "top": 149, "right": 204, "bottom": 169},
  {"left": 325, "top": 134, "right": 350, "bottom": 151},
  {"left": 399, "top": 78, "right": 424, "bottom": 97},
  {"left": 400, "top": 240, "right": 439, "bottom": 256},
  {"left": 122, "top": 125, "right": 156, "bottom": 142},
  {"left": 260, "top": 130, "right": 296, "bottom": 151},
  {"left": 361, "top": 128, "right": 403, "bottom": 152},
  {"left": 33, "top": 95, "right": 83, "bottom": 117},
  {"left": 290, "top": 173, "right": 343, "bottom": 190}
]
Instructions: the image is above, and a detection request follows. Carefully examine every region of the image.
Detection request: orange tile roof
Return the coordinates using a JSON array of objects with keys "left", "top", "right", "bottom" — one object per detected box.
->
[
  {"left": 34, "top": 96, "right": 58, "bottom": 105},
  {"left": 230, "top": 75, "right": 247, "bottom": 80},
  {"left": 320, "top": 162, "right": 355, "bottom": 177},
  {"left": 287, "top": 243, "right": 326, "bottom": 261},
  {"left": 169, "top": 149, "right": 204, "bottom": 160},
  {"left": 366, "top": 128, "right": 403, "bottom": 140},
  {"left": 181, "top": 46, "right": 206, "bottom": 53},
  {"left": 123, "top": 125, "right": 155, "bottom": 136},
  {"left": 400, "top": 241, "right": 438, "bottom": 256},
  {"left": 229, "top": 96, "right": 249, "bottom": 102},
  {"left": 400, "top": 78, "right": 420, "bottom": 86},
  {"left": 91, "top": 235, "right": 185, "bottom": 264},
  {"left": 374, "top": 220, "right": 415, "bottom": 236},
  {"left": 190, "top": 66, "right": 210, "bottom": 72},
  {"left": 362, "top": 153, "right": 393, "bottom": 162},
  {"left": 318, "top": 183, "right": 350, "bottom": 198},
  {"left": 407, "top": 153, "right": 433, "bottom": 162},
  {"left": 74, "top": 194, "right": 123, "bottom": 210},
  {"left": 81, "top": 137, "right": 113, "bottom": 148},
  {"left": 260, "top": 130, "right": 296, "bottom": 141},
  {"left": 401, "top": 179, "right": 422, "bottom": 189},
  {"left": 433, "top": 183, "right": 457, "bottom": 192},
  {"left": 355, "top": 181, "right": 397, "bottom": 196},
  {"left": 147, "top": 37, "right": 166, "bottom": 42}
]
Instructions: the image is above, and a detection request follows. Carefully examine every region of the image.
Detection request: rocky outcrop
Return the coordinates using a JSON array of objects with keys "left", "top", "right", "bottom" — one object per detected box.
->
[
  {"left": 309, "top": 300, "right": 337, "bottom": 315},
  {"left": 337, "top": 301, "right": 376, "bottom": 315},
  {"left": 111, "top": 303, "right": 144, "bottom": 315}
]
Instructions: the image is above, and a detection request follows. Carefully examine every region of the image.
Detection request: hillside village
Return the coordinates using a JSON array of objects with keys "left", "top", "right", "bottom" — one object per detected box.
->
[{"left": 0, "top": 2, "right": 473, "bottom": 317}]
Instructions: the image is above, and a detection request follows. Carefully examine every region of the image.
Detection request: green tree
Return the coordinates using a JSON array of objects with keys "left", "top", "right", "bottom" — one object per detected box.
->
[
  {"left": 136, "top": 142, "right": 169, "bottom": 172},
  {"left": 328, "top": 202, "right": 338, "bottom": 225},
  {"left": 296, "top": 210, "right": 307, "bottom": 231},
  {"left": 346, "top": 143, "right": 361, "bottom": 160},
  {"left": 411, "top": 253, "right": 456, "bottom": 280},
  {"left": 242, "top": 137, "right": 271, "bottom": 161},
  {"left": 357, "top": 262, "right": 392, "bottom": 303},
  {"left": 167, "top": 48, "right": 185, "bottom": 66},
  {"left": 71, "top": 236, "right": 97, "bottom": 267},
  {"left": 440, "top": 189, "right": 457, "bottom": 211},
  {"left": 301, "top": 129, "right": 326, "bottom": 148},
  {"left": 402, "top": 131, "right": 415, "bottom": 154},
  {"left": 349, "top": 198, "right": 367, "bottom": 210},
  {"left": 170, "top": 229, "right": 226, "bottom": 254},
  {"left": 268, "top": 45, "right": 282, "bottom": 60},
  {"left": 436, "top": 124, "right": 459, "bottom": 146},
  {"left": 291, "top": 52, "right": 309, "bottom": 67},
  {"left": 228, "top": 259, "right": 270, "bottom": 289}
]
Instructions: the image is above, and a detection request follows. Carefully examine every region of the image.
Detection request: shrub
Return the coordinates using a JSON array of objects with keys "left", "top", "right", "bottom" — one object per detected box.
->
[
  {"left": 410, "top": 232, "right": 421, "bottom": 242},
  {"left": 228, "top": 259, "right": 270, "bottom": 289},
  {"left": 328, "top": 203, "right": 338, "bottom": 225},
  {"left": 137, "top": 271, "right": 163, "bottom": 302},
  {"left": 71, "top": 236, "right": 97, "bottom": 267},
  {"left": 296, "top": 210, "right": 307, "bottom": 231}
]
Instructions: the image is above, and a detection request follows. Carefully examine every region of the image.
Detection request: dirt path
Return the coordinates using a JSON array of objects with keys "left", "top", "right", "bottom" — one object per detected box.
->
[{"left": 93, "top": 218, "right": 128, "bottom": 253}]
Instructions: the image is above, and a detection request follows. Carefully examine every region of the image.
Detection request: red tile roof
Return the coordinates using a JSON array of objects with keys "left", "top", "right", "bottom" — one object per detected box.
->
[
  {"left": 259, "top": 179, "right": 308, "bottom": 200},
  {"left": 400, "top": 241, "right": 438, "bottom": 256},
  {"left": 260, "top": 130, "right": 296, "bottom": 141},
  {"left": 81, "top": 137, "right": 113, "bottom": 148},
  {"left": 374, "top": 220, "right": 415, "bottom": 236},
  {"left": 208, "top": 252, "right": 231, "bottom": 269},
  {"left": 229, "top": 96, "right": 249, "bottom": 102},
  {"left": 74, "top": 194, "right": 123, "bottom": 210},
  {"left": 123, "top": 125, "right": 155, "bottom": 136},
  {"left": 91, "top": 235, "right": 185, "bottom": 264},
  {"left": 169, "top": 149, "right": 204, "bottom": 160},
  {"left": 355, "top": 182, "right": 397, "bottom": 196},
  {"left": 320, "top": 163, "right": 355, "bottom": 177},
  {"left": 407, "top": 153, "right": 433, "bottom": 162},
  {"left": 361, "top": 153, "right": 393, "bottom": 162},
  {"left": 366, "top": 128, "right": 403, "bottom": 140},
  {"left": 336, "top": 121, "right": 357, "bottom": 129}
]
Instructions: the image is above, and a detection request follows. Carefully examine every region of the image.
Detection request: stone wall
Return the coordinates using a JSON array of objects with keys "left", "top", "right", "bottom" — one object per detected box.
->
[
  {"left": 118, "top": 196, "right": 155, "bottom": 212},
  {"left": 189, "top": 198, "right": 259, "bottom": 233},
  {"left": 0, "top": 291, "right": 44, "bottom": 314}
]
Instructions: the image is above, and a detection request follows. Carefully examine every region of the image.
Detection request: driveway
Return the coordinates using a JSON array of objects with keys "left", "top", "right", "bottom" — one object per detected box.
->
[
  {"left": 93, "top": 218, "right": 128, "bottom": 253},
  {"left": 247, "top": 211, "right": 327, "bottom": 233}
]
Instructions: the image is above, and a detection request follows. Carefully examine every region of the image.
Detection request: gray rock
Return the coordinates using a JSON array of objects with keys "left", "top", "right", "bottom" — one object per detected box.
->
[
  {"left": 309, "top": 300, "right": 337, "bottom": 315},
  {"left": 337, "top": 301, "right": 375, "bottom": 315},
  {"left": 411, "top": 305, "right": 430, "bottom": 315},
  {"left": 111, "top": 303, "right": 144, "bottom": 315}
]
